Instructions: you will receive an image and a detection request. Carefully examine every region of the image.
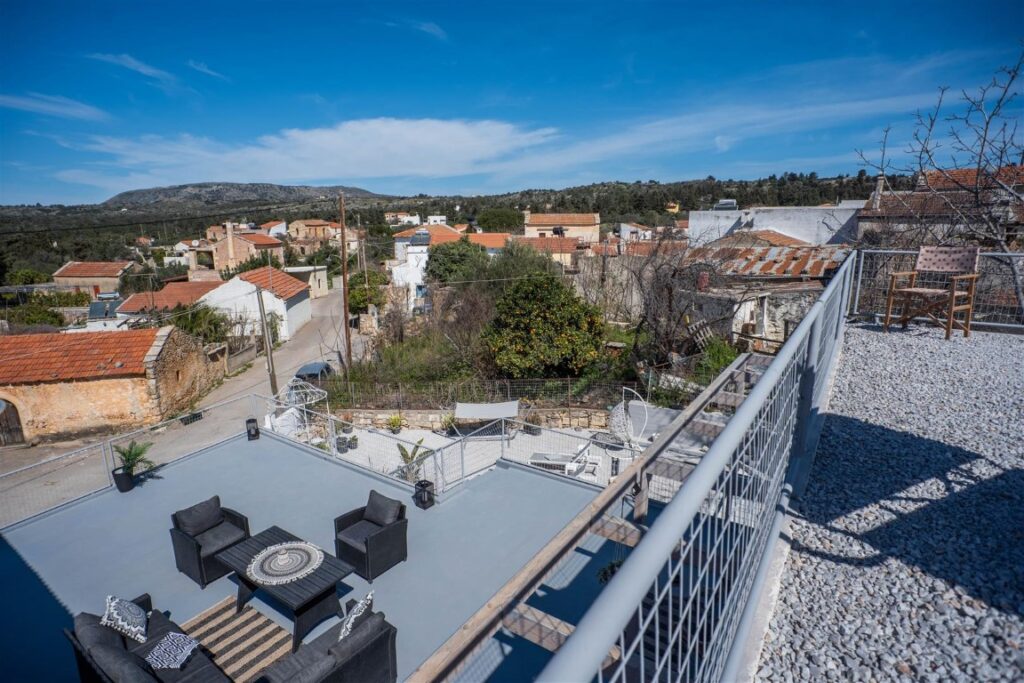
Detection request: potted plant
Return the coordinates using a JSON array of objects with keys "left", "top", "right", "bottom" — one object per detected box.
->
[
  {"left": 111, "top": 440, "right": 155, "bottom": 493},
  {"left": 397, "top": 438, "right": 428, "bottom": 483},
  {"left": 439, "top": 412, "right": 456, "bottom": 435},
  {"left": 524, "top": 412, "right": 543, "bottom": 436},
  {"left": 341, "top": 412, "right": 354, "bottom": 434},
  {"left": 386, "top": 414, "right": 403, "bottom": 434},
  {"left": 348, "top": 435, "right": 359, "bottom": 449},
  {"left": 335, "top": 435, "right": 349, "bottom": 454}
]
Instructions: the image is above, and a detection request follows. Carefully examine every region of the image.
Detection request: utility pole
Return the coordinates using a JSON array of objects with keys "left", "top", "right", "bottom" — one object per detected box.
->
[
  {"left": 338, "top": 193, "right": 352, "bottom": 370},
  {"left": 256, "top": 286, "right": 279, "bottom": 396}
]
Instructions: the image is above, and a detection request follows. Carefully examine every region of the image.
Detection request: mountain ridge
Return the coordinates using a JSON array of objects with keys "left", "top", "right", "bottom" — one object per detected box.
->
[{"left": 103, "top": 182, "right": 381, "bottom": 207}]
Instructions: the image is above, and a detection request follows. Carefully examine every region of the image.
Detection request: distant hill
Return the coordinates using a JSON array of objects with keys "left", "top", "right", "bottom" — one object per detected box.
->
[{"left": 103, "top": 182, "right": 380, "bottom": 208}]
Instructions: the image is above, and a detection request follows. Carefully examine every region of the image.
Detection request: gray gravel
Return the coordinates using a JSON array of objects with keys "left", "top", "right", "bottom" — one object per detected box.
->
[{"left": 756, "top": 324, "right": 1024, "bottom": 682}]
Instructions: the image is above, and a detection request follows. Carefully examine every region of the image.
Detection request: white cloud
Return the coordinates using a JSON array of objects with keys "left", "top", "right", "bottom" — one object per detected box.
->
[
  {"left": 412, "top": 21, "right": 447, "bottom": 41},
  {"left": 54, "top": 118, "right": 557, "bottom": 192},
  {"left": 187, "top": 60, "right": 229, "bottom": 81},
  {"left": 714, "top": 135, "right": 736, "bottom": 152},
  {"left": 0, "top": 93, "right": 109, "bottom": 121},
  {"left": 89, "top": 53, "right": 175, "bottom": 82}
]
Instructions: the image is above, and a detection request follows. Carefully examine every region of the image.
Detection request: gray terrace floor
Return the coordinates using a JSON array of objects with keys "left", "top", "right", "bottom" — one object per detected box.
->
[
  {"left": 2, "top": 431, "right": 609, "bottom": 681},
  {"left": 756, "top": 324, "right": 1024, "bottom": 681}
]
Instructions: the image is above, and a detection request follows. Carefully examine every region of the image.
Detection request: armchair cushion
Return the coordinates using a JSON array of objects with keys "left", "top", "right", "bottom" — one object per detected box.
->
[
  {"left": 336, "top": 520, "right": 382, "bottom": 552},
  {"left": 328, "top": 612, "right": 387, "bottom": 664},
  {"left": 90, "top": 644, "right": 158, "bottom": 682},
  {"left": 365, "top": 490, "right": 402, "bottom": 527},
  {"left": 195, "top": 521, "right": 247, "bottom": 558},
  {"left": 174, "top": 496, "right": 224, "bottom": 537},
  {"left": 74, "top": 612, "right": 125, "bottom": 654}
]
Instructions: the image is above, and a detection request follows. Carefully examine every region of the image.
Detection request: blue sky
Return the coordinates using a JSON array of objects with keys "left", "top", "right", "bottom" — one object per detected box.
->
[{"left": 0, "top": 1, "right": 1020, "bottom": 204}]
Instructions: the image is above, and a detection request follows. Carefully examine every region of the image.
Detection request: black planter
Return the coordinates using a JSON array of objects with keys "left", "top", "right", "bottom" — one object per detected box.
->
[
  {"left": 414, "top": 479, "right": 435, "bottom": 510},
  {"left": 348, "top": 440, "right": 358, "bottom": 449},
  {"left": 112, "top": 468, "right": 135, "bottom": 493},
  {"left": 342, "top": 425, "right": 354, "bottom": 434},
  {"left": 389, "top": 427, "right": 401, "bottom": 435},
  {"left": 524, "top": 424, "right": 542, "bottom": 436}
]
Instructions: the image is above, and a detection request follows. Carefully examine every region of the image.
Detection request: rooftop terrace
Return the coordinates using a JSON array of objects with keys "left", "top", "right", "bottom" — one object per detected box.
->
[{"left": 3, "top": 432, "right": 615, "bottom": 681}]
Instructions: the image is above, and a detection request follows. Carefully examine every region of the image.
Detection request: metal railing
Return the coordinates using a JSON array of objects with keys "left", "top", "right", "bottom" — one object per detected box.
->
[
  {"left": 851, "top": 250, "right": 1024, "bottom": 328},
  {"left": 538, "top": 254, "right": 855, "bottom": 683},
  {"left": 0, "top": 395, "right": 254, "bottom": 529}
]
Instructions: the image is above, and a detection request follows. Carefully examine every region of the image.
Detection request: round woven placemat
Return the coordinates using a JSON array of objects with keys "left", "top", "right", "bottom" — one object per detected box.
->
[{"left": 246, "top": 541, "right": 324, "bottom": 586}]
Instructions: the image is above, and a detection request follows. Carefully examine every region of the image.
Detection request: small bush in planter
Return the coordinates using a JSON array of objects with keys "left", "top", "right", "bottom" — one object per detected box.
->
[
  {"left": 440, "top": 412, "right": 456, "bottom": 435},
  {"left": 112, "top": 440, "right": 155, "bottom": 492},
  {"left": 386, "top": 414, "right": 403, "bottom": 434},
  {"left": 335, "top": 436, "right": 349, "bottom": 454},
  {"left": 524, "top": 413, "right": 543, "bottom": 436},
  {"left": 348, "top": 435, "right": 359, "bottom": 449}
]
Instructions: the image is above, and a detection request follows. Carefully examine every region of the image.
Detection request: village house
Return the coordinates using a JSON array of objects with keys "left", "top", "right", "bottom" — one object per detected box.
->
[
  {"left": 117, "top": 281, "right": 224, "bottom": 318},
  {"left": 680, "top": 243, "right": 851, "bottom": 350},
  {"left": 687, "top": 200, "right": 863, "bottom": 246},
  {"left": 0, "top": 327, "right": 222, "bottom": 442},
  {"left": 52, "top": 261, "right": 136, "bottom": 300},
  {"left": 199, "top": 266, "right": 311, "bottom": 341},
  {"left": 211, "top": 227, "right": 285, "bottom": 271},
  {"left": 283, "top": 265, "right": 329, "bottom": 299},
  {"left": 205, "top": 221, "right": 263, "bottom": 242},
  {"left": 426, "top": 215, "right": 447, "bottom": 225},
  {"left": 260, "top": 219, "right": 289, "bottom": 237},
  {"left": 62, "top": 298, "right": 124, "bottom": 333},
  {"left": 514, "top": 236, "right": 589, "bottom": 270},
  {"left": 523, "top": 211, "right": 601, "bottom": 242}
]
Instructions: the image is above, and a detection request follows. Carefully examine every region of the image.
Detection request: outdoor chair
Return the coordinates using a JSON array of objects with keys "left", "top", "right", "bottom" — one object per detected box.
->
[
  {"left": 883, "top": 246, "right": 980, "bottom": 339},
  {"left": 170, "top": 495, "right": 251, "bottom": 589},
  {"left": 334, "top": 490, "right": 408, "bottom": 582}
]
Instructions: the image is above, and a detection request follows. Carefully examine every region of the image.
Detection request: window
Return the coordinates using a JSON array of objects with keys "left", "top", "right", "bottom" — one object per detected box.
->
[{"left": 175, "top": 370, "right": 181, "bottom": 382}]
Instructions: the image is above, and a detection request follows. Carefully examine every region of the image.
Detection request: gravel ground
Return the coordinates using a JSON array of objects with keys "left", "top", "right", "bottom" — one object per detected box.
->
[{"left": 756, "top": 324, "right": 1024, "bottom": 682}]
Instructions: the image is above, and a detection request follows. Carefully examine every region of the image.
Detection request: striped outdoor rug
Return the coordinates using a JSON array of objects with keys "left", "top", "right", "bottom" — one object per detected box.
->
[{"left": 181, "top": 597, "right": 292, "bottom": 682}]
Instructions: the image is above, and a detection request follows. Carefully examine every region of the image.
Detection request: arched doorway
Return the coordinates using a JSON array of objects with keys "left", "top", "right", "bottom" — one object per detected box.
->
[{"left": 0, "top": 399, "right": 25, "bottom": 446}]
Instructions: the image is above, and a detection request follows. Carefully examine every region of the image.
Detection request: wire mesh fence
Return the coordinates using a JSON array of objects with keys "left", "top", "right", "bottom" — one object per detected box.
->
[
  {"left": 321, "top": 377, "right": 641, "bottom": 411},
  {"left": 852, "top": 250, "right": 1024, "bottom": 328},
  {"left": 0, "top": 443, "right": 110, "bottom": 528},
  {"left": 538, "top": 251, "right": 855, "bottom": 683}
]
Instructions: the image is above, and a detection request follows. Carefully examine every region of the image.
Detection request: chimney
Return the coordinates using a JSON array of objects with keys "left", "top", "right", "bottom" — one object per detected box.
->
[
  {"left": 697, "top": 271, "right": 711, "bottom": 292},
  {"left": 871, "top": 175, "right": 884, "bottom": 210},
  {"left": 226, "top": 222, "right": 236, "bottom": 266}
]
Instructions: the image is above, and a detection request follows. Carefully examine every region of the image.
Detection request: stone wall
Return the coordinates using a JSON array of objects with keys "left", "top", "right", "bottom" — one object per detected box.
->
[
  {"left": 150, "top": 327, "right": 224, "bottom": 415},
  {"left": 0, "top": 377, "right": 159, "bottom": 442},
  {"left": 337, "top": 408, "right": 610, "bottom": 432}
]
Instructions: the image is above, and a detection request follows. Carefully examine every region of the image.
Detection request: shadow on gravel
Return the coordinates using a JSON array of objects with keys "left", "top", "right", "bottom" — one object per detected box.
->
[{"left": 795, "top": 414, "right": 1024, "bottom": 618}]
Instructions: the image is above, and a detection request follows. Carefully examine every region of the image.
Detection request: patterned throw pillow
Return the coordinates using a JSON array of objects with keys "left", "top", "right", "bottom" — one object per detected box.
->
[
  {"left": 100, "top": 596, "right": 148, "bottom": 643},
  {"left": 338, "top": 590, "right": 373, "bottom": 641},
  {"left": 145, "top": 632, "right": 199, "bottom": 670}
]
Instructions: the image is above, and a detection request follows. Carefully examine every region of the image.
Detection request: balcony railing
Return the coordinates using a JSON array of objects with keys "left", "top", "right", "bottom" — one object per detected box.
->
[
  {"left": 537, "top": 254, "right": 856, "bottom": 683},
  {"left": 851, "top": 250, "right": 1024, "bottom": 329}
]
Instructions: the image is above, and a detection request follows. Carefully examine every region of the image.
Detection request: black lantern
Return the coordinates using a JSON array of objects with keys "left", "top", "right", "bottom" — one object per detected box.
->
[
  {"left": 246, "top": 418, "right": 260, "bottom": 440},
  {"left": 414, "top": 479, "right": 435, "bottom": 509}
]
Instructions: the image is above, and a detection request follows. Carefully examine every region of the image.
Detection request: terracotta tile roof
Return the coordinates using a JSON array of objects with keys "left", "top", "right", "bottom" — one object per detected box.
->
[
  {"left": 593, "top": 240, "right": 688, "bottom": 257},
  {"left": 710, "top": 230, "right": 810, "bottom": 247},
  {"left": 118, "top": 281, "right": 223, "bottom": 314},
  {"left": 260, "top": 220, "right": 285, "bottom": 228},
  {"left": 53, "top": 261, "right": 133, "bottom": 278},
  {"left": 236, "top": 233, "right": 283, "bottom": 246},
  {"left": 453, "top": 223, "right": 470, "bottom": 232},
  {"left": 525, "top": 213, "right": 601, "bottom": 226},
  {"left": 238, "top": 266, "right": 308, "bottom": 300},
  {"left": 0, "top": 328, "right": 160, "bottom": 384},
  {"left": 921, "top": 165, "right": 1024, "bottom": 191},
  {"left": 685, "top": 245, "right": 851, "bottom": 279},
  {"left": 466, "top": 233, "right": 510, "bottom": 249},
  {"left": 394, "top": 224, "right": 461, "bottom": 239},
  {"left": 515, "top": 237, "right": 584, "bottom": 254},
  {"left": 676, "top": 219, "right": 690, "bottom": 229}
]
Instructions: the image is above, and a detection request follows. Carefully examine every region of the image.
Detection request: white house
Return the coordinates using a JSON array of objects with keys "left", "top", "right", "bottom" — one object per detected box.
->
[
  {"left": 398, "top": 214, "right": 421, "bottom": 226},
  {"left": 260, "top": 220, "right": 289, "bottom": 237},
  {"left": 687, "top": 201, "right": 864, "bottom": 246},
  {"left": 426, "top": 215, "right": 447, "bottom": 225},
  {"left": 199, "top": 266, "right": 311, "bottom": 342},
  {"left": 390, "top": 232, "right": 431, "bottom": 312}
]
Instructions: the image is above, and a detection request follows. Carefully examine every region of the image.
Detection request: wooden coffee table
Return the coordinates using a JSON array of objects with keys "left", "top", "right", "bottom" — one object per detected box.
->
[{"left": 217, "top": 526, "right": 353, "bottom": 652}]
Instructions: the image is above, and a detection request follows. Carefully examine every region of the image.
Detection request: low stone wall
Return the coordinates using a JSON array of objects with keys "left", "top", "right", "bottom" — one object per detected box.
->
[
  {"left": 337, "top": 408, "right": 610, "bottom": 432},
  {"left": 226, "top": 344, "right": 258, "bottom": 373}
]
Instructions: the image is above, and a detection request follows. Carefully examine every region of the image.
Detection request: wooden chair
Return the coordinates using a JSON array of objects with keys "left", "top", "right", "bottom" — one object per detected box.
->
[{"left": 883, "top": 246, "right": 980, "bottom": 339}]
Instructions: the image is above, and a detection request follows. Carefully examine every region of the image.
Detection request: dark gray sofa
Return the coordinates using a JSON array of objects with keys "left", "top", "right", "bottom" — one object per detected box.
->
[
  {"left": 63, "top": 594, "right": 229, "bottom": 683},
  {"left": 254, "top": 600, "right": 397, "bottom": 683}
]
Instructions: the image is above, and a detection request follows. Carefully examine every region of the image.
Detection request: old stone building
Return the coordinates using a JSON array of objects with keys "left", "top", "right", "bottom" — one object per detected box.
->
[
  {"left": 0, "top": 327, "right": 222, "bottom": 443},
  {"left": 52, "top": 261, "right": 136, "bottom": 299},
  {"left": 523, "top": 212, "right": 601, "bottom": 242}
]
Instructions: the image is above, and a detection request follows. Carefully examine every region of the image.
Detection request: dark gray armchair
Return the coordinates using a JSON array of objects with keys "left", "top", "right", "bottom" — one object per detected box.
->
[
  {"left": 334, "top": 490, "right": 407, "bottom": 582},
  {"left": 170, "top": 495, "right": 250, "bottom": 588}
]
